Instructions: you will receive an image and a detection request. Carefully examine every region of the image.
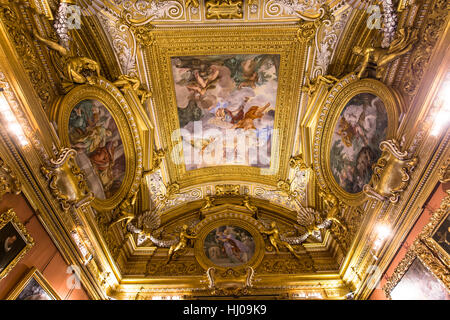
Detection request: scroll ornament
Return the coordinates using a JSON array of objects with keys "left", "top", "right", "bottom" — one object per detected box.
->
[
  {"left": 439, "top": 158, "right": 449, "bottom": 184},
  {"left": 363, "top": 139, "right": 418, "bottom": 203},
  {"left": 205, "top": 266, "right": 255, "bottom": 296},
  {"left": 41, "top": 148, "right": 94, "bottom": 211},
  {"left": 0, "top": 157, "right": 21, "bottom": 201}
]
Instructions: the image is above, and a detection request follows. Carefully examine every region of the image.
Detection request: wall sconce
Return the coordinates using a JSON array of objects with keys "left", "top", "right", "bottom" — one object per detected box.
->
[{"left": 0, "top": 89, "right": 28, "bottom": 146}]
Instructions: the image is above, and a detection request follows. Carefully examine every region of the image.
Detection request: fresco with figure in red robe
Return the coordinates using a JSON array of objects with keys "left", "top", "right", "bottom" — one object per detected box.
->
[{"left": 68, "top": 99, "right": 126, "bottom": 200}]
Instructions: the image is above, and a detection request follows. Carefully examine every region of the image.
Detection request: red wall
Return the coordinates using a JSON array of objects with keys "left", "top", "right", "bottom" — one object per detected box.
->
[
  {"left": 369, "top": 182, "right": 449, "bottom": 299},
  {"left": 0, "top": 193, "right": 90, "bottom": 300}
]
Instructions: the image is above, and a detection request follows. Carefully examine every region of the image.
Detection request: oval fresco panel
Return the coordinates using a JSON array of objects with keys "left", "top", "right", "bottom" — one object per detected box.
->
[
  {"left": 330, "top": 93, "right": 388, "bottom": 194},
  {"left": 68, "top": 99, "right": 126, "bottom": 200},
  {"left": 203, "top": 225, "right": 255, "bottom": 267}
]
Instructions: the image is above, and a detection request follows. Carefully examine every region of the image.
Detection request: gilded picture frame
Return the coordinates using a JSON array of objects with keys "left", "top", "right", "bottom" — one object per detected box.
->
[
  {"left": 383, "top": 240, "right": 449, "bottom": 300},
  {"left": 0, "top": 208, "right": 34, "bottom": 280},
  {"left": 6, "top": 267, "right": 61, "bottom": 300},
  {"left": 51, "top": 79, "right": 144, "bottom": 211},
  {"left": 313, "top": 75, "right": 401, "bottom": 205},
  {"left": 419, "top": 190, "right": 450, "bottom": 269},
  {"left": 193, "top": 212, "right": 265, "bottom": 272},
  {"left": 144, "top": 26, "right": 306, "bottom": 188}
]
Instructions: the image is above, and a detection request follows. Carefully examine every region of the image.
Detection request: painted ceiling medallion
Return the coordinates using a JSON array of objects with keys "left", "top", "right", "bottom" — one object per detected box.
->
[
  {"left": 172, "top": 54, "right": 279, "bottom": 171},
  {"left": 69, "top": 99, "right": 126, "bottom": 200},
  {"left": 330, "top": 93, "right": 388, "bottom": 194}
]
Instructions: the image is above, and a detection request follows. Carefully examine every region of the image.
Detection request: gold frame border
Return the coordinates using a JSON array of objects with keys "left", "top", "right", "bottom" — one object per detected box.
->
[
  {"left": 419, "top": 189, "right": 450, "bottom": 270},
  {"left": 0, "top": 208, "right": 34, "bottom": 280},
  {"left": 382, "top": 240, "right": 450, "bottom": 300},
  {"left": 313, "top": 75, "right": 401, "bottom": 205},
  {"left": 6, "top": 266, "right": 61, "bottom": 300},
  {"left": 51, "top": 79, "right": 143, "bottom": 211},
  {"left": 193, "top": 212, "right": 265, "bottom": 272},
  {"left": 145, "top": 26, "right": 305, "bottom": 187}
]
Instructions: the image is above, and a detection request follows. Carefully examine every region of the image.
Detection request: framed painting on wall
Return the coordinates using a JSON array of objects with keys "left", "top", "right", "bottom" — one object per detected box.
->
[
  {"left": 383, "top": 191, "right": 450, "bottom": 299},
  {"left": 389, "top": 258, "right": 449, "bottom": 300},
  {"left": 420, "top": 190, "right": 450, "bottom": 267},
  {"left": 6, "top": 267, "right": 61, "bottom": 300},
  {"left": 0, "top": 209, "right": 34, "bottom": 280}
]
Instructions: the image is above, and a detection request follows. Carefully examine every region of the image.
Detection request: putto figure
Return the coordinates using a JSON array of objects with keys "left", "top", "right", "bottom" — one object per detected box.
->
[
  {"left": 32, "top": 30, "right": 101, "bottom": 88},
  {"left": 352, "top": 28, "right": 418, "bottom": 79},
  {"left": 166, "top": 224, "right": 197, "bottom": 264},
  {"left": 261, "top": 221, "right": 302, "bottom": 259}
]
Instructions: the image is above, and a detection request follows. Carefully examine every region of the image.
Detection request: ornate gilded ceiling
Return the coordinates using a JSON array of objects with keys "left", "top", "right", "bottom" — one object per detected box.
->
[{"left": 0, "top": 0, "right": 448, "bottom": 299}]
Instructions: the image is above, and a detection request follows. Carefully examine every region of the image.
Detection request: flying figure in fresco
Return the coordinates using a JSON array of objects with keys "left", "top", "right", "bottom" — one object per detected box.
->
[
  {"left": 233, "top": 102, "right": 271, "bottom": 130},
  {"left": 238, "top": 58, "right": 259, "bottom": 89},
  {"left": 185, "top": 65, "right": 220, "bottom": 96},
  {"left": 224, "top": 55, "right": 278, "bottom": 89}
]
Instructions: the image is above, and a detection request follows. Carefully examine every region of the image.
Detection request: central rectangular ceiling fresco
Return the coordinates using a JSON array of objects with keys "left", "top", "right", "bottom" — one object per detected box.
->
[{"left": 171, "top": 54, "right": 280, "bottom": 171}]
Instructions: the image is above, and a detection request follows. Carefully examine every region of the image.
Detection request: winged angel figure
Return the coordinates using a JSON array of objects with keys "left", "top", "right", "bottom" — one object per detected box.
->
[
  {"left": 127, "top": 211, "right": 200, "bottom": 264},
  {"left": 259, "top": 197, "right": 346, "bottom": 250}
]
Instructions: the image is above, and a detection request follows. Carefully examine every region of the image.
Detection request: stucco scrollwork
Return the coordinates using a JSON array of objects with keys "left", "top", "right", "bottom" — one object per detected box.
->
[
  {"left": 41, "top": 148, "right": 94, "bottom": 211},
  {"left": 363, "top": 139, "right": 418, "bottom": 204}
]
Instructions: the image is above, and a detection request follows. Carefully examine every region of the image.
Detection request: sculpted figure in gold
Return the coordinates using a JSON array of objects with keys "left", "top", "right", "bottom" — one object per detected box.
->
[
  {"left": 261, "top": 221, "right": 302, "bottom": 259},
  {"left": 143, "top": 149, "right": 166, "bottom": 176},
  {"left": 289, "top": 154, "right": 309, "bottom": 170},
  {"left": 318, "top": 189, "right": 347, "bottom": 232},
  {"left": 166, "top": 224, "right": 196, "bottom": 264},
  {"left": 113, "top": 75, "right": 152, "bottom": 105},
  {"left": 109, "top": 191, "right": 138, "bottom": 230},
  {"left": 0, "top": 157, "right": 21, "bottom": 201},
  {"left": 32, "top": 30, "right": 101, "bottom": 87},
  {"left": 242, "top": 195, "right": 257, "bottom": 216},
  {"left": 439, "top": 158, "right": 450, "bottom": 184},
  {"left": 352, "top": 28, "right": 418, "bottom": 79},
  {"left": 302, "top": 75, "right": 339, "bottom": 96},
  {"left": 202, "top": 195, "right": 215, "bottom": 209}
]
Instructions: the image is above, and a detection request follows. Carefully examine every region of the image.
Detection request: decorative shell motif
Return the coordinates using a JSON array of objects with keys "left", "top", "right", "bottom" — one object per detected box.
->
[{"left": 296, "top": 206, "right": 320, "bottom": 228}]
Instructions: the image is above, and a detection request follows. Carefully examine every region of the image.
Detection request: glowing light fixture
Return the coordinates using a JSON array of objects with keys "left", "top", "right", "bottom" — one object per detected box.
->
[
  {"left": 430, "top": 75, "right": 450, "bottom": 136},
  {"left": 373, "top": 224, "right": 391, "bottom": 250},
  {"left": 0, "top": 89, "right": 28, "bottom": 146}
]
